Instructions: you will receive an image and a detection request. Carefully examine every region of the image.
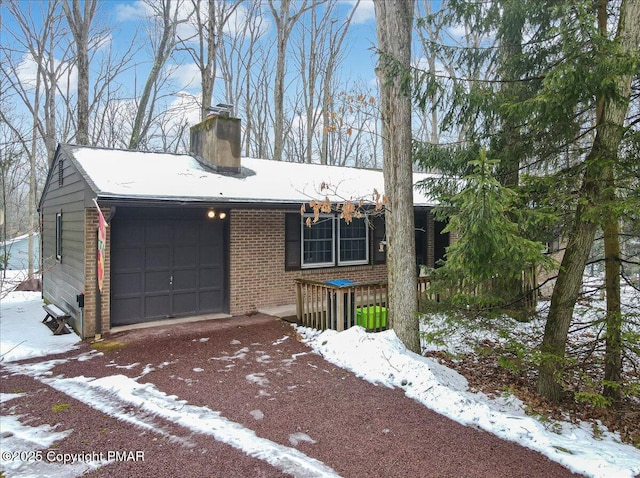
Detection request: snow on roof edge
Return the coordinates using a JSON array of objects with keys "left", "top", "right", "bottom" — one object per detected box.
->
[{"left": 66, "top": 145, "right": 438, "bottom": 207}]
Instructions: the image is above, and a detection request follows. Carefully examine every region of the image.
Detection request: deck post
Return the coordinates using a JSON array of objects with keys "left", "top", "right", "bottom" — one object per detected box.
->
[
  {"left": 336, "top": 288, "right": 346, "bottom": 332},
  {"left": 296, "top": 280, "right": 303, "bottom": 324}
]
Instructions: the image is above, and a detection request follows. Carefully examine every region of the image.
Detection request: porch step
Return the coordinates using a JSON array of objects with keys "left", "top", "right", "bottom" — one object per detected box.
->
[{"left": 259, "top": 304, "right": 297, "bottom": 322}]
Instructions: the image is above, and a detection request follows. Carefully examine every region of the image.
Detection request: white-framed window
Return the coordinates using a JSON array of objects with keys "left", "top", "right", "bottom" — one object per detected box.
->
[
  {"left": 302, "top": 214, "right": 335, "bottom": 268},
  {"left": 55, "top": 212, "right": 62, "bottom": 260},
  {"left": 338, "top": 216, "right": 369, "bottom": 265},
  {"left": 301, "top": 214, "right": 369, "bottom": 268}
]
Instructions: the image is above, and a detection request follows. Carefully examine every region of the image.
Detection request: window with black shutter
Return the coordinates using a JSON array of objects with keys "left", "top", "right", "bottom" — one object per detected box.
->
[
  {"left": 285, "top": 212, "right": 383, "bottom": 270},
  {"left": 285, "top": 213, "right": 301, "bottom": 270}
]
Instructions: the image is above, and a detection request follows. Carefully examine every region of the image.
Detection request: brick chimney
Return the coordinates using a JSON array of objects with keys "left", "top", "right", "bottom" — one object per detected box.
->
[{"left": 190, "top": 104, "right": 241, "bottom": 174}]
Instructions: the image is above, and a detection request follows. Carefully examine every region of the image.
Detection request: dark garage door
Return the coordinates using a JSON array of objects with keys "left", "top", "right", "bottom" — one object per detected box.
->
[{"left": 110, "top": 209, "right": 226, "bottom": 326}]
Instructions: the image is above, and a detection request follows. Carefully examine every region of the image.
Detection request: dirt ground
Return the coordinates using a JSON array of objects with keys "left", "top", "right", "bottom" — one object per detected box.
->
[{"left": 1, "top": 314, "right": 584, "bottom": 477}]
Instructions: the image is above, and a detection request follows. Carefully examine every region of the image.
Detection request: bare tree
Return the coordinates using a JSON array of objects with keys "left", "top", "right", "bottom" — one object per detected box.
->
[
  {"left": 322, "top": 83, "right": 381, "bottom": 168},
  {"left": 129, "top": 0, "right": 190, "bottom": 150},
  {"left": 288, "top": 0, "right": 359, "bottom": 164},
  {"left": 290, "top": 5, "right": 322, "bottom": 163},
  {"left": 318, "top": 0, "right": 359, "bottom": 165},
  {"left": 0, "top": 0, "right": 69, "bottom": 278},
  {"left": 0, "top": 121, "right": 29, "bottom": 276},
  {"left": 267, "top": 0, "right": 318, "bottom": 161},
  {"left": 86, "top": 37, "right": 139, "bottom": 147},
  {"left": 414, "top": 0, "right": 447, "bottom": 144},
  {"left": 374, "top": 0, "right": 419, "bottom": 353},
  {"left": 218, "top": 0, "right": 272, "bottom": 158},
  {"left": 62, "top": 0, "right": 98, "bottom": 145},
  {"left": 180, "top": 0, "right": 242, "bottom": 120}
]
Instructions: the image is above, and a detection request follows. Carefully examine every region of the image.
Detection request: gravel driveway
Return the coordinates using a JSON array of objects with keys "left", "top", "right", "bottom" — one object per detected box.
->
[{"left": 1, "top": 314, "right": 583, "bottom": 477}]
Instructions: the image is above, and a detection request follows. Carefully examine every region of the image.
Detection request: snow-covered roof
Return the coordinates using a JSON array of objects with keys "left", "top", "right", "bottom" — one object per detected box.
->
[{"left": 65, "top": 145, "right": 437, "bottom": 207}]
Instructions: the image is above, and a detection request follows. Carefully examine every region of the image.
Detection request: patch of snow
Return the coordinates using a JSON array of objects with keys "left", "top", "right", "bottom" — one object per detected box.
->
[
  {"left": 106, "top": 361, "right": 140, "bottom": 370},
  {"left": 29, "top": 371, "right": 339, "bottom": 478},
  {"left": 76, "top": 350, "right": 102, "bottom": 362},
  {"left": 301, "top": 325, "right": 640, "bottom": 478},
  {"left": 289, "top": 432, "right": 316, "bottom": 446},
  {"left": 209, "top": 347, "right": 249, "bottom": 362},
  {"left": 0, "top": 392, "right": 22, "bottom": 404},
  {"left": 0, "top": 415, "right": 100, "bottom": 478},
  {"left": 246, "top": 373, "right": 269, "bottom": 387},
  {"left": 230, "top": 339, "right": 241, "bottom": 345},
  {"left": 192, "top": 367, "right": 204, "bottom": 372},
  {"left": 137, "top": 364, "right": 155, "bottom": 378},
  {"left": 0, "top": 292, "right": 79, "bottom": 362},
  {"left": 250, "top": 409, "right": 264, "bottom": 420},
  {"left": 256, "top": 354, "right": 272, "bottom": 364},
  {"left": 273, "top": 336, "right": 289, "bottom": 345}
]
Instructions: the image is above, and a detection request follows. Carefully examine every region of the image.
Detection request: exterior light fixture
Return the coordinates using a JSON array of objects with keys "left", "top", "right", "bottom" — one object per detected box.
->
[
  {"left": 218, "top": 211, "right": 227, "bottom": 220},
  {"left": 206, "top": 209, "right": 216, "bottom": 219}
]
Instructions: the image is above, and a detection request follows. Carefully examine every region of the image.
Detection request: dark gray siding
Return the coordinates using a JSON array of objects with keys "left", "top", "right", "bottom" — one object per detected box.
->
[{"left": 41, "top": 148, "right": 92, "bottom": 332}]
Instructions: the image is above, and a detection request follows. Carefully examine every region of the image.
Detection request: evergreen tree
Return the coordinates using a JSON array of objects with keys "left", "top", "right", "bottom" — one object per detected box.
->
[
  {"left": 415, "top": 0, "right": 640, "bottom": 401},
  {"left": 428, "top": 150, "right": 553, "bottom": 310}
]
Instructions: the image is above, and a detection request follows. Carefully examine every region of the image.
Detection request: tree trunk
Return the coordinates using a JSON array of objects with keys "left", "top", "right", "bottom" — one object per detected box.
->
[
  {"left": 199, "top": 0, "right": 217, "bottom": 119},
  {"left": 536, "top": 0, "right": 640, "bottom": 402},
  {"left": 63, "top": 0, "right": 97, "bottom": 146},
  {"left": 271, "top": 0, "right": 288, "bottom": 162},
  {"left": 603, "top": 204, "right": 622, "bottom": 400},
  {"left": 374, "top": 0, "right": 419, "bottom": 353},
  {"left": 536, "top": 194, "right": 600, "bottom": 401},
  {"left": 268, "top": 0, "right": 314, "bottom": 162},
  {"left": 129, "top": 0, "right": 179, "bottom": 150}
]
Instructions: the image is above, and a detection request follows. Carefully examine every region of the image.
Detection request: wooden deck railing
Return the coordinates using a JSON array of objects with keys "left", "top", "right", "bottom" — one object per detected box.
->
[{"left": 295, "top": 277, "right": 431, "bottom": 332}]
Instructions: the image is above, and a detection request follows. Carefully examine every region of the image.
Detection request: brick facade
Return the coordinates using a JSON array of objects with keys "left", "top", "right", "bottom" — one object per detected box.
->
[
  {"left": 83, "top": 207, "right": 111, "bottom": 337},
  {"left": 80, "top": 206, "right": 424, "bottom": 334},
  {"left": 228, "top": 209, "right": 387, "bottom": 315}
]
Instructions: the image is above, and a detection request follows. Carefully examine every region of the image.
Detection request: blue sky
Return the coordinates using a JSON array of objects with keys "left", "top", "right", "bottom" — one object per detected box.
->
[
  {"left": 2, "top": 1, "right": 384, "bottom": 132},
  {"left": 2, "top": 0, "right": 459, "bottom": 153},
  {"left": 106, "top": 0, "right": 380, "bottom": 102}
]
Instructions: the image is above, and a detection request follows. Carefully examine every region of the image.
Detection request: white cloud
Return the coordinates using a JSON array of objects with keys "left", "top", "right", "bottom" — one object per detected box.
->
[
  {"left": 165, "top": 91, "right": 201, "bottom": 128},
  {"left": 15, "top": 54, "right": 39, "bottom": 89},
  {"left": 16, "top": 53, "right": 77, "bottom": 95},
  {"left": 114, "top": 1, "right": 150, "bottom": 22},
  {"left": 448, "top": 23, "right": 467, "bottom": 40},
  {"left": 91, "top": 32, "right": 113, "bottom": 52},
  {"left": 166, "top": 62, "right": 201, "bottom": 90},
  {"left": 177, "top": 2, "right": 271, "bottom": 44},
  {"left": 348, "top": 0, "right": 375, "bottom": 24}
]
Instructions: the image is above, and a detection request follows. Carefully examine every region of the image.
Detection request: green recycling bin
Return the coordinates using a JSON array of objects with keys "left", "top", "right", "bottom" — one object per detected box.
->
[{"left": 356, "top": 306, "right": 387, "bottom": 330}]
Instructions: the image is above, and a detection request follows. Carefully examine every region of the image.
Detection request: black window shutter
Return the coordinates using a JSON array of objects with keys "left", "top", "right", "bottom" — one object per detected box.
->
[
  {"left": 371, "top": 214, "right": 386, "bottom": 264},
  {"left": 285, "top": 213, "right": 301, "bottom": 270}
]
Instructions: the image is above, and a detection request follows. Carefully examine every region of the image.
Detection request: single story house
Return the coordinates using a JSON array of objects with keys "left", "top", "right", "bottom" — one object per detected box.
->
[{"left": 39, "top": 112, "right": 449, "bottom": 338}]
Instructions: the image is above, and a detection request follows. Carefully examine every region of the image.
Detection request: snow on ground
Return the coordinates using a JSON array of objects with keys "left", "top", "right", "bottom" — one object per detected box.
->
[
  {"left": 299, "top": 326, "right": 640, "bottom": 478},
  {"left": 1, "top": 284, "right": 339, "bottom": 477},
  {"left": 1, "top": 279, "right": 639, "bottom": 478},
  {"left": 4, "top": 358, "right": 341, "bottom": 478},
  {"left": 297, "top": 279, "right": 640, "bottom": 478},
  {"left": 0, "top": 289, "right": 80, "bottom": 363}
]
